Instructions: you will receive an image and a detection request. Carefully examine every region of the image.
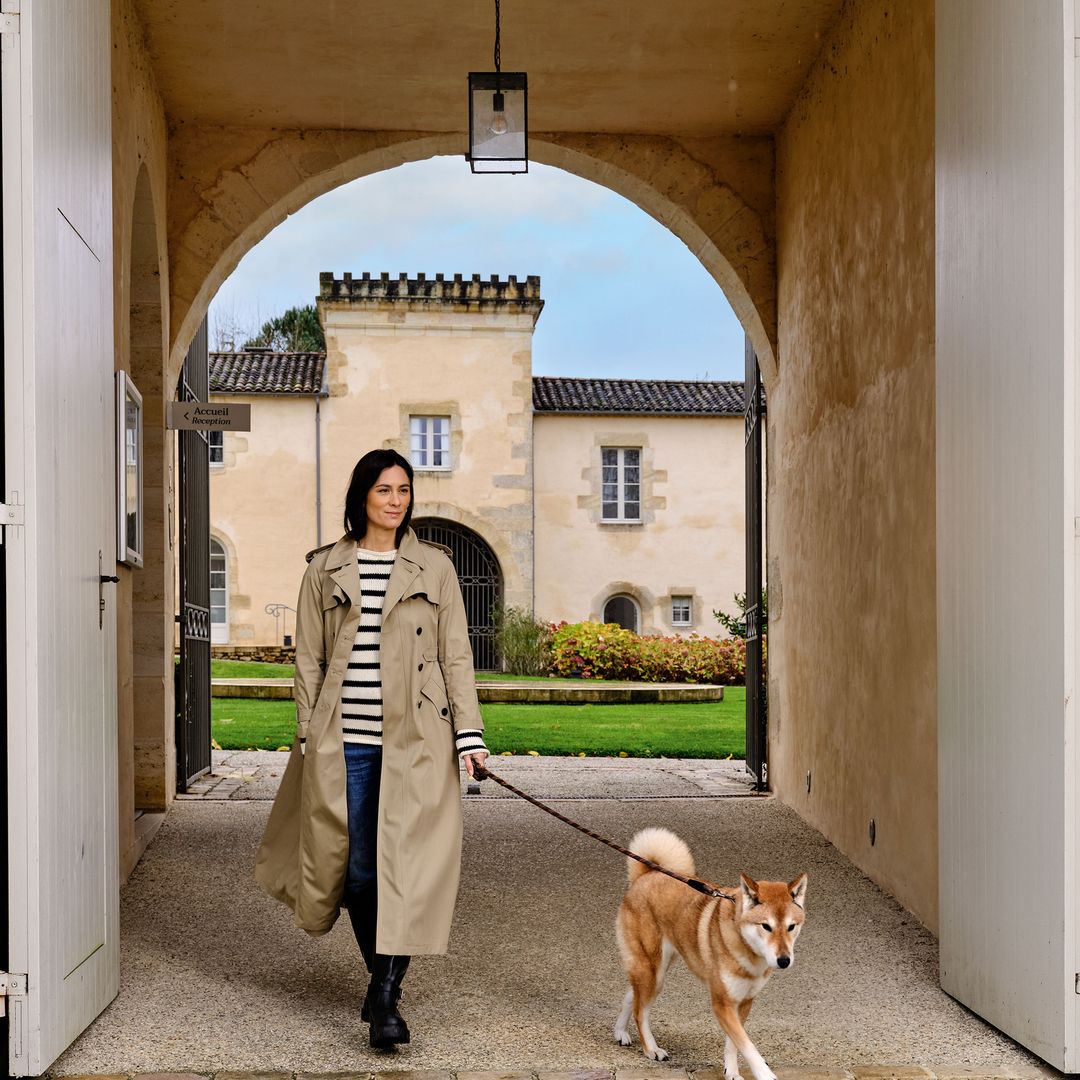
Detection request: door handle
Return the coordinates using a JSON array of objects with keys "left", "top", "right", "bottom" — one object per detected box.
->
[{"left": 98, "top": 552, "right": 119, "bottom": 629}]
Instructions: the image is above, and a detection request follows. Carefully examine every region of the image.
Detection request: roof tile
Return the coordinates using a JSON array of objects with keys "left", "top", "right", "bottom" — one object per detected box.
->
[
  {"left": 209, "top": 351, "right": 325, "bottom": 395},
  {"left": 532, "top": 376, "right": 745, "bottom": 415}
]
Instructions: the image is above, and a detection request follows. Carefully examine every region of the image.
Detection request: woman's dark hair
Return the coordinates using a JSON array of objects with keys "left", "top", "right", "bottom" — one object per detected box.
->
[{"left": 343, "top": 448, "right": 415, "bottom": 544}]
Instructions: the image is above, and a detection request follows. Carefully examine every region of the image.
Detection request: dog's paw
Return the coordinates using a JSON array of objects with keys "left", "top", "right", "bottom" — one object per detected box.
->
[
  {"left": 724, "top": 1072, "right": 744, "bottom": 1080},
  {"left": 614, "top": 1030, "right": 632, "bottom": 1047},
  {"left": 645, "top": 1047, "right": 670, "bottom": 1062}
]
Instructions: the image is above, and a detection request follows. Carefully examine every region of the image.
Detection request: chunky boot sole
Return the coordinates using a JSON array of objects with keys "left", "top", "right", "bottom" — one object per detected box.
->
[{"left": 368, "top": 1018, "right": 410, "bottom": 1048}]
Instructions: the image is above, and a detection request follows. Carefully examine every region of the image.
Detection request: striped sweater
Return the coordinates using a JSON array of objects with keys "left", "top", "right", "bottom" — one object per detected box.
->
[{"left": 339, "top": 547, "right": 486, "bottom": 758}]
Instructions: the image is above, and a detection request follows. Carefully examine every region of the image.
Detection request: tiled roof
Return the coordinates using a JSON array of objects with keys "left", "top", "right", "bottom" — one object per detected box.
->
[
  {"left": 532, "top": 376, "right": 745, "bottom": 416},
  {"left": 209, "top": 351, "right": 326, "bottom": 395}
]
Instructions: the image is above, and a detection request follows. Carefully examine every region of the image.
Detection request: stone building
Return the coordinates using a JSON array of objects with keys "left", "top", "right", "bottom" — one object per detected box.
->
[{"left": 208, "top": 272, "right": 747, "bottom": 664}]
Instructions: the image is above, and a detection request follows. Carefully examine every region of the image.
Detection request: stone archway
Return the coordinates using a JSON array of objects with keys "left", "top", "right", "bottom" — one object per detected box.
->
[
  {"left": 164, "top": 130, "right": 776, "bottom": 389},
  {"left": 118, "top": 163, "right": 175, "bottom": 878}
]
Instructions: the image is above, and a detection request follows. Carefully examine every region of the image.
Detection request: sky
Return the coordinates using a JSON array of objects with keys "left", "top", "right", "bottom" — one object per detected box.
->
[{"left": 208, "top": 156, "right": 747, "bottom": 382}]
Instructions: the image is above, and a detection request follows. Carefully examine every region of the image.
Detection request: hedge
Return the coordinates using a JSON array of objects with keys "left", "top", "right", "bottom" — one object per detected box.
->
[{"left": 548, "top": 621, "right": 750, "bottom": 685}]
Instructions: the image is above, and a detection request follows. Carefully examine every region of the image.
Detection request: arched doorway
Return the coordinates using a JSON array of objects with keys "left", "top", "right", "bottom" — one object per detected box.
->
[
  {"left": 412, "top": 518, "right": 502, "bottom": 670},
  {"left": 603, "top": 593, "right": 640, "bottom": 632}
]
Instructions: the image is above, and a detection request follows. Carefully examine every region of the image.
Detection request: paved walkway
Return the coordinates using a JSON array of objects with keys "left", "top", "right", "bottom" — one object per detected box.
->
[
  {"left": 52, "top": 756, "right": 1058, "bottom": 1079},
  {"left": 175, "top": 751, "right": 756, "bottom": 802},
  {"left": 52, "top": 1067, "right": 1062, "bottom": 1080}
]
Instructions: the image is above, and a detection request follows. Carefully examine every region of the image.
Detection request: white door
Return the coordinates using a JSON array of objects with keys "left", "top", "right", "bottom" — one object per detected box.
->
[
  {"left": 937, "top": 1, "right": 1079, "bottom": 1069},
  {"left": 3, "top": 1, "right": 119, "bottom": 1074}
]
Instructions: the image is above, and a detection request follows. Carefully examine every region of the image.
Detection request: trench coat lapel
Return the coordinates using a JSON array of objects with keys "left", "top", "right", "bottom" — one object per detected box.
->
[
  {"left": 324, "top": 535, "right": 360, "bottom": 608},
  {"left": 383, "top": 534, "right": 423, "bottom": 618}
]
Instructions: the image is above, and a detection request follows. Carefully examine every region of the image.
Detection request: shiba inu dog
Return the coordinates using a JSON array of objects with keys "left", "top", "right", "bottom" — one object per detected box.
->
[{"left": 614, "top": 827, "right": 807, "bottom": 1080}]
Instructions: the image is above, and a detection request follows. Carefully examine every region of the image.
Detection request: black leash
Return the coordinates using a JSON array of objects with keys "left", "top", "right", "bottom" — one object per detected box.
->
[{"left": 472, "top": 762, "right": 735, "bottom": 902}]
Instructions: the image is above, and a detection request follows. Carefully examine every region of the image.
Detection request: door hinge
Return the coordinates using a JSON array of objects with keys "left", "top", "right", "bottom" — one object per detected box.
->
[
  {"left": 0, "top": 12, "right": 18, "bottom": 34},
  {"left": 0, "top": 501, "right": 25, "bottom": 525},
  {"left": 0, "top": 500, "right": 25, "bottom": 544},
  {"left": 1075, "top": 972, "right": 1080, "bottom": 994},
  {"left": 0, "top": 971, "right": 28, "bottom": 1018}
]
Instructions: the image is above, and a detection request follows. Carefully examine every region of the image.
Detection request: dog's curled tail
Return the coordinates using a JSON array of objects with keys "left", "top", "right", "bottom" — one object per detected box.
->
[{"left": 627, "top": 826, "right": 695, "bottom": 883}]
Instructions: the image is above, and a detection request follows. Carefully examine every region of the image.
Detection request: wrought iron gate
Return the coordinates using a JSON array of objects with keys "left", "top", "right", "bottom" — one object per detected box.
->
[
  {"left": 412, "top": 518, "right": 501, "bottom": 670},
  {"left": 744, "top": 338, "right": 767, "bottom": 789},
  {"left": 175, "top": 318, "right": 212, "bottom": 790}
]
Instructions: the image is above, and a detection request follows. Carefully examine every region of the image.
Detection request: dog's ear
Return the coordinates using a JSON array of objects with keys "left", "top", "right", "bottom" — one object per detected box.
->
[
  {"left": 739, "top": 873, "right": 761, "bottom": 906},
  {"left": 789, "top": 873, "right": 808, "bottom": 909}
]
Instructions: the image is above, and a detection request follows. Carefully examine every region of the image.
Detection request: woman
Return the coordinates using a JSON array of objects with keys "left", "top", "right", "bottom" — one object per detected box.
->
[{"left": 255, "top": 448, "right": 488, "bottom": 1048}]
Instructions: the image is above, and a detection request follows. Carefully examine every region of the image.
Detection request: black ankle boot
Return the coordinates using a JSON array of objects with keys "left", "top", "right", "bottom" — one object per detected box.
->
[{"left": 365, "top": 954, "right": 411, "bottom": 1048}]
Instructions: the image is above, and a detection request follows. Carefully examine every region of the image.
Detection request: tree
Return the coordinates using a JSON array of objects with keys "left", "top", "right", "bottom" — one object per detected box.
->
[
  {"left": 210, "top": 301, "right": 259, "bottom": 352},
  {"left": 713, "top": 589, "right": 768, "bottom": 640},
  {"left": 243, "top": 304, "right": 325, "bottom": 352}
]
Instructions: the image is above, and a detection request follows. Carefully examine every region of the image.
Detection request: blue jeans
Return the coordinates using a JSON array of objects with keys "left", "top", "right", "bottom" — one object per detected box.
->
[{"left": 344, "top": 742, "right": 382, "bottom": 895}]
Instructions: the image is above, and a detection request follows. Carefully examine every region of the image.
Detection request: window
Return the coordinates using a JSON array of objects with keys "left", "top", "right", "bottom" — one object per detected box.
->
[
  {"left": 603, "top": 594, "right": 639, "bottom": 633},
  {"left": 115, "top": 371, "right": 143, "bottom": 567},
  {"left": 208, "top": 429, "right": 224, "bottom": 466},
  {"left": 410, "top": 416, "right": 451, "bottom": 470},
  {"left": 601, "top": 447, "right": 641, "bottom": 521},
  {"left": 672, "top": 596, "right": 692, "bottom": 626},
  {"left": 210, "top": 538, "right": 228, "bottom": 644}
]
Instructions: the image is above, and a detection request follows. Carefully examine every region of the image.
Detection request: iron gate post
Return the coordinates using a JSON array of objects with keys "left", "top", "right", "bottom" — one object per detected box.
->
[
  {"left": 744, "top": 337, "right": 767, "bottom": 790},
  {"left": 175, "top": 318, "right": 212, "bottom": 792}
]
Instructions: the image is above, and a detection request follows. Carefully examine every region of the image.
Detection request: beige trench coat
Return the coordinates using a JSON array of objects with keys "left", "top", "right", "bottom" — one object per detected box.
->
[{"left": 254, "top": 528, "right": 483, "bottom": 954}]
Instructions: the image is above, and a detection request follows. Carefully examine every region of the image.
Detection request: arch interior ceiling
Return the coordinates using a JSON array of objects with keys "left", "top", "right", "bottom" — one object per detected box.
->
[{"left": 131, "top": 1, "right": 844, "bottom": 137}]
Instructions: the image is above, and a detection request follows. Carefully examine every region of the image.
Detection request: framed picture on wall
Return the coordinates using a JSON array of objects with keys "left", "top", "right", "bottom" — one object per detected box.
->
[{"left": 116, "top": 370, "right": 144, "bottom": 568}]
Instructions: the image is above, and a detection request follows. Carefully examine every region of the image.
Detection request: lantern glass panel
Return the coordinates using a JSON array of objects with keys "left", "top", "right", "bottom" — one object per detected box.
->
[{"left": 468, "top": 72, "right": 527, "bottom": 173}]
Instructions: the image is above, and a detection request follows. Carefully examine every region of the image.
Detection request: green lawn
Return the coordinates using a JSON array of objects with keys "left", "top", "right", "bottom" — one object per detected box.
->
[{"left": 211, "top": 688, "right": 746, "bottom": 758}]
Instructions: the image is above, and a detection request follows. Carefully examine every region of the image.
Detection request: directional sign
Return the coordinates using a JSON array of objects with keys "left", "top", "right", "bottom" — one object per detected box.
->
[{"left": 167, "top": 402, "right": 251, "bottom": 431}]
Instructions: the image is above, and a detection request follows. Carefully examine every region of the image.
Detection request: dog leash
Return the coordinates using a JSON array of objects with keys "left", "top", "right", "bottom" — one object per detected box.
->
[{"left": 472, "top": 762, "right": 735, "bottom": 902}]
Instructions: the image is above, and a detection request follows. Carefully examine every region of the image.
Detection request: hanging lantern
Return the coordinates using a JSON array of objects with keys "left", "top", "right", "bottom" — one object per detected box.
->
[{"left": 467, "top": 0, "right": 528, "bottom": 173}]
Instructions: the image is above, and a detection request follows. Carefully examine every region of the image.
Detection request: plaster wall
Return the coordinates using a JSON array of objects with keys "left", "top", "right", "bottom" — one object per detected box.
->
[
  {"left": 111, "top": 0, "right": 174, "bottom": 874},
  {"left": 533, "top": 414, "right": 746, "bottom": 634},
  {"left": 769, "top": 0, "right": 937, "bottom": 927},
  {"left": 208, "top": 395, "right": 321, "bottom": 644}
]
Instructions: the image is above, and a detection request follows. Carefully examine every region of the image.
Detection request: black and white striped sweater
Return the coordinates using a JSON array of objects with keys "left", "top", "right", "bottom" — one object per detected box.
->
[{"left": 339, "top": 547, "right": 486, "bottom": 758}]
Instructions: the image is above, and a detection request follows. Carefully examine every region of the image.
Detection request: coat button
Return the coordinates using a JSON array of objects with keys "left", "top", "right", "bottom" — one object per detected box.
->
[
  {"left": 441, "top": 708, "right": 449, "bottom": 717},
  {"left": 418, "top": 662, "right": 424, "bottom": 671},
  {"left": 416, "top": 627, "right": 423, "bottom": 635}
]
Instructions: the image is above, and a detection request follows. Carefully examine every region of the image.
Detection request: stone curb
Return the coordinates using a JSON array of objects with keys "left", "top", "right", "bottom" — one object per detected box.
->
[{"left": 209, "top": 680, "right": 726, "bottom": 705}]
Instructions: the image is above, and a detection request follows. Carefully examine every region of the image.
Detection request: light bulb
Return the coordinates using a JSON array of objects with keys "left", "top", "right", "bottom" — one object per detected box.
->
[{"left": 488, "top": 111, "right": 509, "bottom": 137}]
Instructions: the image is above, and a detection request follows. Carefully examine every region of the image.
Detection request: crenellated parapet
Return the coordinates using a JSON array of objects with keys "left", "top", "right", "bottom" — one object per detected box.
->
[{"left": 318, "top": 271, "right": 543, "bottom": 319}]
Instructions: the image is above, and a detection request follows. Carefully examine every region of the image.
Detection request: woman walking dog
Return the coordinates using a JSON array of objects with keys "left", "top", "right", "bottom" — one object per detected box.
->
[{"left": 255, "top": 448, "right": 488, "bottom": 1048}]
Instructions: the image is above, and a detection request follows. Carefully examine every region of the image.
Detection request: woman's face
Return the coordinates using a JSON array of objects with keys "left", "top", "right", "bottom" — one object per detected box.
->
[{"left": 365, "top": 465, "right": 411, "bottom": 534}]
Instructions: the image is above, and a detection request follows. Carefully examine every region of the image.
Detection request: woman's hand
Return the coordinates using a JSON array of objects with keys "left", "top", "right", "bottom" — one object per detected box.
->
[{"left": 462, "top": 751, "right": 488, "bottom": 778}]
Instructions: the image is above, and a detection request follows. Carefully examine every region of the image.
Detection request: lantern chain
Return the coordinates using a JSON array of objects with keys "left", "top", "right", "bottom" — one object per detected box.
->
[{"left": 494, "top": 0, "right": 501, "bottom": 73}]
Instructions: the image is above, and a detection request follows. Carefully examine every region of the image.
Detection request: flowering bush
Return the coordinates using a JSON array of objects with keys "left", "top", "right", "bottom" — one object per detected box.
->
[
  {"left": 548, "top": 621, "right": 638, "bottom": 680},
  {"left": 549, "top": 621, "right": 750, "bottom": 685}
]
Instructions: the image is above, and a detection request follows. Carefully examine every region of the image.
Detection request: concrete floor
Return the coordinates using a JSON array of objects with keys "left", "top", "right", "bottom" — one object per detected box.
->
[{"left": 52, "top": 757, "right": 1047, "bottom": 1077}]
